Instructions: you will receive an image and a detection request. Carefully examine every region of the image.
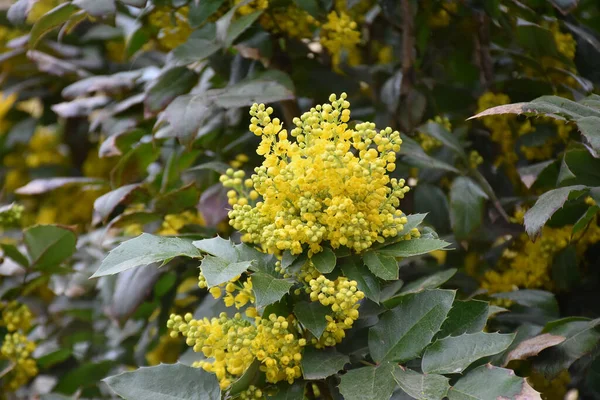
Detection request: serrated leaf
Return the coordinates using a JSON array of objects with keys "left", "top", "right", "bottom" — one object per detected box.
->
[
  {"left": 369, "top": 290, "right": 455, "bottom": 363},
  {"left": 193, "top": 236, "right": 238, "bottom": 262},
  {"left": 224, "top": 10, "right": 262, "bottom": 47},
  {"left": 311, "top": 247, "right": 336, "bottom": 274},
  {"left": 145, "top": 67, "right": 198, "bottom": 114},
  {"left": 399, "top": 268, "right": 457, "bottom": 296},
  {"left": 338, "top": 363, "right": 396, "bottom": 400},
  {"left": 93, "top": 184, "right": 141, "bottom": 222},
  {"left": 189, "top": 0, "right": 226, "bottom": 27},
  {"left": 534, "top": 318, "right": 600, "bottom": 379},
  {"left": 524, "top": 185, "right": 587, "bottom": 239},
  {"left": 437, "top": 300, "right": 489, "bottom": 338},
  {"left": 92, "top": 234, "right": 201, "bottom": 277},
  {"left": 339, "top": 257, "right": 380, "bottom": 303},
  {"left": 392, "top": 367, "right": 450, "bottom": 400},
  {"left": 422, "top": 332, "right": 514, "bottom": 374},
  {"left": 24, "top": 225, "right": 76, "bottom": 270},
  {"left": 376, "top": 239, "right": 451, "bottom": 258},
  {"left": 251, "top": 273, "right": 293, "bottom": 308},
  {"left": 294, "top": 301, "right": 329, "bottom": 338},
  {"left": 504, "top": 333, "right": 566, "bottom": 365},
  {"left": 447, "top": 365, "right": 541, "bottom": 400},
  {"left": 301, "top": 347, "right": 349, "bottom": 380},
  {"left": 363, "top": 251, "right": 398, "bottom": 280},
  {"left": 104, "top": 363, "right": 220, "bottom": 400},
  {"left": 200, "top": 256, "right": 253, "bottom": 287},
  {"left": 29, "top": 3, "right": 80, "bottom": 48}
]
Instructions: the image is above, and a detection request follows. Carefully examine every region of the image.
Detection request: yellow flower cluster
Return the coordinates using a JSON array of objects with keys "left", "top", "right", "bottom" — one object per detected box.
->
[
  {"left": 1, "top": 333, "right": 38, "bottom": 391},
  {"left": 145, "top": 334, "right": 182, "bottom": 366},
  {"left": 0, "top": 302, "right": 37, "bottom": 392},
  {"left": 428, "top": 1, "right": 459, "bottom": 29},
  {"left": 148, "top": 7, "right": 192, "bottom": 50},
  {"left": 469, "top": 150, "right": 483, "bottom": 169},
  {"left": 320, "top": 12, "right": 361, "bottom": 69},
  {"left": 199, "top": 272, "right": 255, "bottom": 310},
  {"left": 1, "top": 302, "right": 33, "bottom": 333},
  {"left": 528, "top": 370, "right": 570, "bottom": 400},
  {"left": 417, "top": 116, "right": 451, "bottom": 153},
  {"left": 482, "top": 218, "right": 600, "bottom": 294},
  {"left": 157, "top": 210, "right": 205, "bottom": 236},
  {"left": 0, "top": 204, "right": 24, "bottom": 229},
  {"left": 307, "top": 275, "right": 364, "bottom": 347},
  {"left": 223, "top": 93, "right": 411, "bottom": 255},
  {"left": 168, "top": 312, "right": 305, "bottom": 388},
  {"left": 25, "top": 126, "right": 69, "bottom": 169},
  {"left": 238, "top": 385, "right": 264, "bottom": 399}
]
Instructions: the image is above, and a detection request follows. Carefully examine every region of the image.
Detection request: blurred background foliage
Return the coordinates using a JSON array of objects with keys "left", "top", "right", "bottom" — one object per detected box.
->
[{"left": 1, "top": 0, "right": 600, "bottom": 398}]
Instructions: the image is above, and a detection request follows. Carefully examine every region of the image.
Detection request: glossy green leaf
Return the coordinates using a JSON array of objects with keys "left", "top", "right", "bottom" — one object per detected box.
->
[
  {"left": 422, "top": 332, "right": 514, "bottom": 374},
  {"left": 339, "top": 257, "right": 381, "bottom": 303},
  {"left": 338, "top": 363, "right": 396, "bottom": 400},
  {"left": 437, "top": 300, "right": 489, "bottom": 338},
  {"left": 361, "top": 251, "right": 397, "bottom": 280},
  {"left": 524, "top": 185, "right": 587, "bottom": 239},
  {"left": 91, "top": 234, "right": 201, "bottom": 277},
  {"left": 145, "top": 67, "right": 198, "bottom": 114},
  {"left": 311, "top": 247, "right": 336, "bottom": 274},
  {"left": 294, "top": 301, "right": 329, "bottom": 339},
  {"left": 24, "top": 225, "right": 76, "bottom": 270},
  {"left": 450, "top": 177, "right": 488, "bottom": 240},
  {"left": 376, "top": 238, "right": 451, "bottom": 258},
  {"left": 369, "top": 290, "right": 455, "bottom": 363},
  {"left": 251, "top": 272, "right": 293, "bottom": 308},
  {"left": 399, "top": 268, "right": 457, "bottom": 295},
  {"left": 200, "top": 256, "right": 253, "bottom": 287},
  {"left": 301, "top": 347, "right": 349, "bottom": 380},
  {"left": 104, "top": 363, "right": 220, "bottom": 400},
  {"left": 392, "top": 367, "right": 450, "bottom": 400},
  {"left": 447, "top": 365, "right": 541, "bottom": 400},
  {"left": 29, "top": 3, "right": 79, "bottom": 48}
]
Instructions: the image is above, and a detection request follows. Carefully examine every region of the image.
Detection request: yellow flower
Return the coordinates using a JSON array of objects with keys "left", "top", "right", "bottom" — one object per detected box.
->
[
  {"left": 1, "top": 302, "right": 33, "bottom": 333},
  {"left": 1, "top": 332, "right": 38, "bottom": 391},
  {"left": 148, "top": 6, "right": 192, "bottom": 50},
  {"left": 320, "top": 12, "right": 361, "bottom": 70},
  {"left": 223, "top": 93, "right": 411, "bottom": 255}
]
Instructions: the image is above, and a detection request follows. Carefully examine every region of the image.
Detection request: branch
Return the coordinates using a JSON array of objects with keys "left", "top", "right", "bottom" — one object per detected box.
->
[{"left": 474, "top": 11, "right": 493, "bottom": 87}]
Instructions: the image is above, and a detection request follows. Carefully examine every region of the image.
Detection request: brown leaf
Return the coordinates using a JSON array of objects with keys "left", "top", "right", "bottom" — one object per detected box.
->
[
  {"left": 504, "top": 333, "right": 566, "bottom": 366},
  {"left": 467, "top": 103, "right": 528, "bottom": 120}
]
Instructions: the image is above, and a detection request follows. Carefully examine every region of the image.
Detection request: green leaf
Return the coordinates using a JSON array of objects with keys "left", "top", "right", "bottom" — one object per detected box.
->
[
  {"left": 534, "top": 318, "right": 600, "bottom": 378},
  {"left": 551, "top": 246, "right": 580, "bottom": 292},
  {"left": 524, "top": 185, "right": 587, "bottom": 239},
  {"left": 153, "top": 184, "right": 201, "bottom": 215},
  {"left": 294, "top": 301, "right": 329, "bottom": 338},
  {"left": 491, "top": 290, "right": 559, "bottom": 318},
  {"left": 576, "top": 116, "right": 600, "bottom": 157},
  {"left": 37, "top": 349, "right": 72, "bottom": 369},
  {"left": 399, "top": 135, "right": 460, "bottom": 173},
  {"left": 104, "top": 363, "right": 220, "bottom": 400},
  {"left": 338, "top": 363, "right": 396, "bottom": 400},
  {"left": 269, "top": 381, "right": 305, "bottom": 400},
  {"left": 301, "top": 347, "right": 349, "bottom": 380},
  {"left": 193, "top": 236, "right": 238, "bottom": 262},
  {"left": 29, "top": 3, "right": 80, "bottom": 48},
  {"left": 93, "top": 184, "right": 141, "bottom": 223},
  {"left": 376, "top": 238, "right": 451, "bottom": 258},
  {"left": 224, "top": 10, "right": 263, "bottom": 47},
  {"left": 200, "top": 256, "right": 253, "bottom": 287},
  {"left": 73, "top": 0, "right": 116, "bottom": 17},
  {"left": 414, "top": 185, "right": 450, "bottom": 233},
  {"left": 24, "top": 225, "right": 76, "bottom": 270},
  {"left": 448, "top": 365, "right": 541, "bottom": 400},
  {"left": 92, "top": 234, "right": 201, "bottom": 277},
  {"left": 437, "top": 300, "right": 489, "bottom": 338},
  {"left": 369, "top": 290, "right": 455, "bottom": 363},
  {"left": 450, "top": 177, "right": 488, "bottom": 240},
  {"left": 419, "top": 121, "right": 465, "bottom": 157},
  {"left": 228, "top": 360, "right": 261, "bottom": 396},
  {"left": 189, "top": 0, "right": 226, "bottom": 27},
  {"left": 251, "top": 272, "right": 293, "bottom": 308},
  {"left": 363, "top": 251, "right": 398, "bottom": 280},
  {"left": 515, "top": 20, "right": 561, "bottom": 59},
  {"left": 172, "top": 24, "right": 221, "bottom": 64},
  {"left": 422, "top": 332, "right": 514, "bottom": 374},
  {"left": 392, "top": 367, "right": 450, "bottom": 400},
  {"left": 212, "top": 70, "right": 295, "bottom": 108},
  {"left": 573, "top": 206, "right": 600, "bottom": 236},
  {"left": 293, "top": 0, "right": 321, "bottom": 17},
  {"left": 518, "top": 160, "right": 556, "bottom": 189},
  {"left": 310, "top": 247, "right": 336, "bottom": 274},
  {"left": 339, "top": 257, "right": 381, "bottom": 303},
  {"left": 145, "top": 67, "right": 198, "bottom": 114},
  {"left": 55, "top": 360, "right": 114, "bottom": 395},
  {"left": 399, "top": 268, "right": 457, "bottom": 295},
  {"left": 0, "top": 244, "right": 30, "bottom": 268}
]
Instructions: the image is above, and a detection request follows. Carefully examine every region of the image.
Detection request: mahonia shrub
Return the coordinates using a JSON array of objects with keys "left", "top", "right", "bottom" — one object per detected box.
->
[{"left": 94, "top": 96, "right": 540, "bottom": 399}]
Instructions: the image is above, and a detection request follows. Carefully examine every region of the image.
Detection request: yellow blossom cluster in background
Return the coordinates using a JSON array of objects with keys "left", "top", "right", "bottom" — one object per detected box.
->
[
  {"left": 0, "top": 302, "right": 37, "bottom": 392},
  {"left": 223, "top": 93, "right": 412, "bottom": 255},
  {"left": 168, "top": 312, "right": 306, "bottom": 389},
  {"left": 148, "top": 6, "right": 193, "bottom": 50},
  {"left": 417, "top": 116, "right": 451, "bottom": 153},
  {"left": 482, "top": 211, "right": 600, "bottom": 294},
  {"left": 320, "top": 12, "right": 361, "bottom": 69}
]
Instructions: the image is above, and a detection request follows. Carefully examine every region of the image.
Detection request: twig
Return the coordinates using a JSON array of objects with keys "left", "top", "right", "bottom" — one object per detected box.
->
[{"left": 474, "top": 11, "right": 494, "bottom": 87}]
